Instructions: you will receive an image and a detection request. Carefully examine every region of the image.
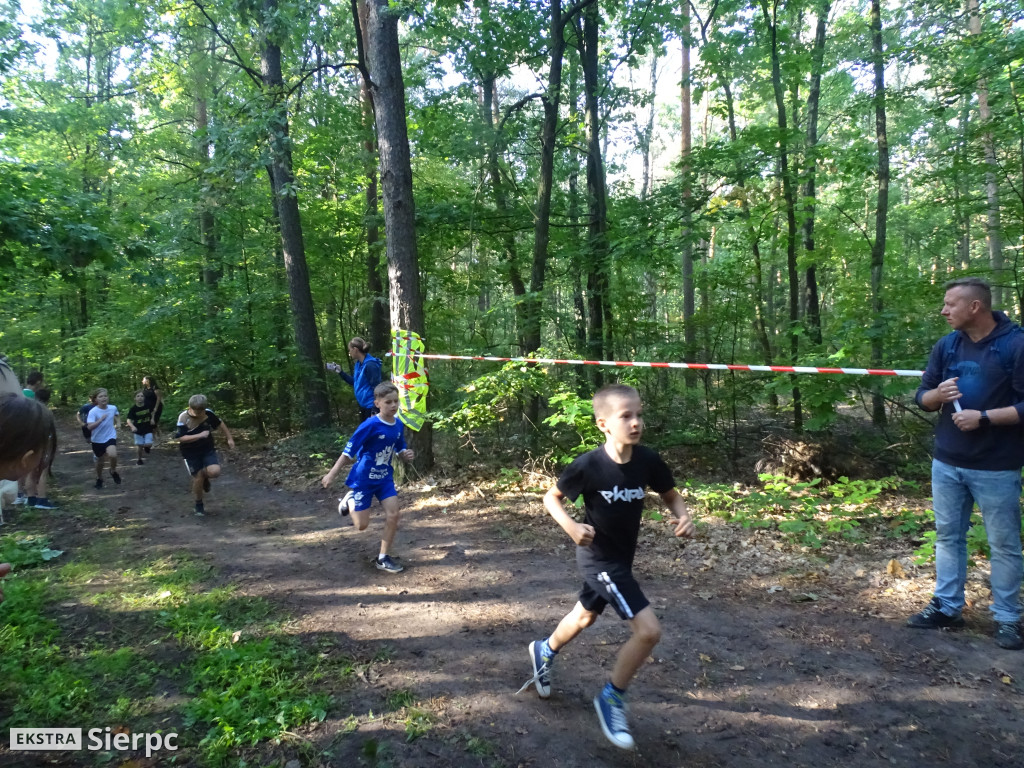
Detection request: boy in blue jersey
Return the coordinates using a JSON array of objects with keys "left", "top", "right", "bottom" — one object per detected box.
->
[
  {"left": 521, "top": 384, "right": 695, "bottom": 750},
  {"left": 321, "top": 382, "right": 415, "bottom": 573}
]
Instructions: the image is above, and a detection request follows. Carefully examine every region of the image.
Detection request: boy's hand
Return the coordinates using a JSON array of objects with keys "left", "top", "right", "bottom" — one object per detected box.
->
[
  {"left": 671, "top": 512, "right": 696, "bottom": 538},
  {"left": 321, "top": 472, "right": 334, "bottom": 489},
  {"left": 227, "top": 437, "right": 236, "bottom": 450},
  {"left": 399, "top": 449, "right": 415, "bottom": 462},
  {"left": 570, "top": 522, "right": 595, "bottom": 547}
]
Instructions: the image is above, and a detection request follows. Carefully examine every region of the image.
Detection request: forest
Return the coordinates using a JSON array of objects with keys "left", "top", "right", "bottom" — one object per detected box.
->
[
  {"left": 1, "top": 0, "right": 1022, "bottom": 462},
  {"left": 4, "top": 2, "right": 1024, "bottom": 765}
]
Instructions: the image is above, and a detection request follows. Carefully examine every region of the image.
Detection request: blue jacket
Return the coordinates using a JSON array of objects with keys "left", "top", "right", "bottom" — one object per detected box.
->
[
  {"left": 338, "top": 354, "right": 382, "bottom": 409},
  {"left": 916, "top": 311, "right": 1024, "bottom": 471}
]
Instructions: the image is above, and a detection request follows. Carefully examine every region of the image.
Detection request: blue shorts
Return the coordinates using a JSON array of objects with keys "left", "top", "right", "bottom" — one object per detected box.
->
[
  {"left": 348, "top": 477, "right": 398, "bottom": 511},
  {"left": 184, "top": 451, "right": 220, "bottom": 475},
  {"left": 578, "top": 560, "right": 649, "bottom": 620},
  {"left": 133, "top": 432, "right": 154, "bottom": 446}
]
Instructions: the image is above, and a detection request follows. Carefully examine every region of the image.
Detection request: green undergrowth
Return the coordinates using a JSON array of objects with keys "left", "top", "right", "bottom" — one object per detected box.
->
[
  {"left": 0, "top": 520, "right": 355, "bottom": 766},
  {"left": 683, "top": 473, "right": 987, "bottom": 560}
]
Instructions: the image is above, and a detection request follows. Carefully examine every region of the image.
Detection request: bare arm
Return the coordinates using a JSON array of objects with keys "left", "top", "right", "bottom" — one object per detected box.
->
[
  {"left": 660, "top": 488, "right": 696, "bottom": 538},
  {"left": 321, "top": 453, "right": 354, "bottom": 488},
  {"left": 217, "top": 420, "right": 235, "bottom": 449},
  {"left": 543, "top": 486, "right": 595, "bottom": 547}
]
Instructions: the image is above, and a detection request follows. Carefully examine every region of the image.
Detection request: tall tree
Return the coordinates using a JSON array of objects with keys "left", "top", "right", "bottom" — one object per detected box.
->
[
  {"left": 260, "top": 0, "right": 330, "bottom": 427},
  {"left": 760, "top": 0, "right": 802, "bottom": 429},
  {"left": 967, "top": 0, "right": 1003, "bottom": 307},
  {"left": 869, "top": 0, "right": 889, "bottom": 426},
  {"left": 363, "top": 0, "right": 432, "bottom": 465}
]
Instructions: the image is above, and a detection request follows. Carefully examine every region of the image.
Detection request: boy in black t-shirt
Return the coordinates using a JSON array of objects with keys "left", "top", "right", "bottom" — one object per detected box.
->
[
  {"left": 175, "top": 394, "right": 235, "bottom": 516},
  {"left": 126, "top": 390, "right": 155, "bottom": 465},
  {"left": 521, "top": 384, "right": 695, "bottom": 751}
]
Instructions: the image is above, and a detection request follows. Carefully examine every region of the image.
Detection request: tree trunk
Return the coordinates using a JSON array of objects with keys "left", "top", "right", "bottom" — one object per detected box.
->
[
  {"left": 482, "top": 75, "right": 528, "bottom": 352},
  {"left": 579, "top": 3, "right": 611, "bottom": 364},
  {"left": 967, "top": 0, "right": 1003, "bottom": 306},
  {"left": 681, "top": 0, "right": 696, "bottom": 384},
  {"left": 365, "top": 0, "right": 433, "bottom": 466},
  {"left": 354, "top": 0, "right": 388, "bottom": 355},
  {"left": 261, "top": 0, "right": 330, "bottom": 428},
  {"left": 760, "top": 0, "right": 802, "bottom": 431},
  {"left": 802, "top": 0, "right": 830, "bottom": 347},
  {"left": 870, "top": 0, "right": 889, "bottom": 426}
]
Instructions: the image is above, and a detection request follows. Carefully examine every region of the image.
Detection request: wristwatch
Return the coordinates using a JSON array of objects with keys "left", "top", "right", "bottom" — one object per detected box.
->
[{"left": 979, "top": 410, "right": 990, "bottom": 426}]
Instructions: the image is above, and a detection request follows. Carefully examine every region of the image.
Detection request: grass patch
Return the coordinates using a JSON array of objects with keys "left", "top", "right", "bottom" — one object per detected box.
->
[{"left": 0, "top": 510, "right": 356, "bottom": 767}]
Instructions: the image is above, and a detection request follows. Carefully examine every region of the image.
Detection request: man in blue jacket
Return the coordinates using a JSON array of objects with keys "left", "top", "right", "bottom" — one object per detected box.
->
[{"left": 910, "top": 276, "right": 1024, "bottom": 650}]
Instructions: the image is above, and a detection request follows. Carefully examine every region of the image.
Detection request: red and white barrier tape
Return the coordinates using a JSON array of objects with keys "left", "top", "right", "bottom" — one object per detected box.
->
[{"left": 394, "top": 352, "right": 924, "bottom": 377}]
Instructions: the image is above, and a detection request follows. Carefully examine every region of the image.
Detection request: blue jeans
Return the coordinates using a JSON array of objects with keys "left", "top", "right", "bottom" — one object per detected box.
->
[{"left": 931, "top": 459, "right": 1023, "bottom": 624}]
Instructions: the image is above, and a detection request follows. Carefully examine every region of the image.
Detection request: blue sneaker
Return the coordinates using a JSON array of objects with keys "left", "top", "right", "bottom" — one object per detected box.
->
[
  {"left": 375, "top": 555, "right": 404, "bottom": 573},
  {"left": 528, "top": 640, "right": 553, "bottom": 698},
  {"left": 594, "top": 688, "right": 634, "bottom": 750}
]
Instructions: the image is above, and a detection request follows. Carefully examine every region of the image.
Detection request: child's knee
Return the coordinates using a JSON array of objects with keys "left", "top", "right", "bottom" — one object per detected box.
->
[
  {"left": 632, "top": 610, "right": 661, "bottom": 646},
  {"left": 206, "top": 465, "right": 221, "bottom": 479}
]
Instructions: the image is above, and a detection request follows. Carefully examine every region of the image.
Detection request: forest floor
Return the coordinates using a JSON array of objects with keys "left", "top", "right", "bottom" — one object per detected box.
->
[{"left": 3, "top": 417, "right": 1024, "bottom": 768}]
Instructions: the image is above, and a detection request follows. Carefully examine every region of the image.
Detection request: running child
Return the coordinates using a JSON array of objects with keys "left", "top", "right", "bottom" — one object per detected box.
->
[
  {"left": 24, "top": 388, "right": 58, "bottom": 509},
  {"left": 76, "top": 391, "right": 99, "bottom": 444},
  {"left": 126, "top": 390, "right": 155, "bottom": 465},
  {"left": 175, "top": 394, "right": 234, "bottom": 516},
  {"left": 87, "top": 388, "right": 121, "bottom": 489},
  {"left": 320, "top": 382, "right": 415, "bottom": 574},
  {"left": 521, "top": 383, "right": 695, "bottom": 750}
]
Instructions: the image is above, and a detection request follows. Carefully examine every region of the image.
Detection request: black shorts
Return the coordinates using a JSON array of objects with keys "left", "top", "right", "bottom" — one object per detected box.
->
[
  {"left": 184, "top": 450, "right": 220, "bottom": 476},
  {"left": 91, "top": 439, "right": 117, "bottom": 457},
  {"left": 578, "top": 560, "right": 649, "bottom": 620}
]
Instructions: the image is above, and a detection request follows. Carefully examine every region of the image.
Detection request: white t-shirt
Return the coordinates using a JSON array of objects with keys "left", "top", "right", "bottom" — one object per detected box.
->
[{"left": 88, "top": 405, "right": 120, "bottom": 444}]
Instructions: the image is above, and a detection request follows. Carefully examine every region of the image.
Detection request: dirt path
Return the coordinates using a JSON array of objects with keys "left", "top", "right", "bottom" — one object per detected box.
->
[{"left": 25, "top": 425, "right": 1024, "bottom": 766}]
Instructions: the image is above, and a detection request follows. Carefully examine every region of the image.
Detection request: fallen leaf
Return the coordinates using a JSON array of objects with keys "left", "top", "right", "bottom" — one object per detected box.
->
[
  {"left": 730, "top": 665, "right": 745, "bottom": 671},
  {"left": 886, "top": 559, "right": 905, "bottom": 578},
  {"left": 699, "top": 653, "right": 712, "bottom": 663}
]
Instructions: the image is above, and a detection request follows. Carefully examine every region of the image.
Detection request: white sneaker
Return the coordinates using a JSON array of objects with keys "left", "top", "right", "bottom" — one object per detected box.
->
[{"left": 338, "top": 491, "right": 353, "bottom": 517}]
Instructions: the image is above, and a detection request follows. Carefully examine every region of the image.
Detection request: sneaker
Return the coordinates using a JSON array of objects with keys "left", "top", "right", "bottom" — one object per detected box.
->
[
  {"left": 13, "top": 494, "right": 27, "bottom": 506},
  {"left": 594, "top": 688, "right": 634, "bottom": 750},
  {"left": 137, "top": 459, "right": 144, "bottom": 466},
  {"left": 202, "top": 476, "right": 211, "bottom": 493},
  {"left": 111, "top": 471, "right": 122, "bottom": 485},
  {"left": 338, "top": 491, "right": 353, "bottom": 517},
  {"left": 32, "top": 498, "right": 59, "bottom": 510},
  {"left": 906, "top": 597, "right": 965, "bottom": 629},
  {"left": 194, "top": 501, "right": 205, "bottom": 516},
  {"left": 995, "top": 622, "right": 1024, "bottom": 650},
  {"left": 528, "top": 640, "right": 553, "bottom": 698},
  {"left": 95, "top": 478, "right": 103, "bottom": 489},
  {"left": 27, "top": 497, "right": 38, "bottom": 506},
  {"left": 375, "top": 555, "right": 404, "bottom": 573}
]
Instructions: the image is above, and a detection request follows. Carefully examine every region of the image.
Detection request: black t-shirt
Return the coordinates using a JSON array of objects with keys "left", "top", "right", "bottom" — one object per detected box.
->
[
  {"left": 556, "top": 444, "right": 675, "bottom": 567},
  {"left": 176, "top": 409, "right": 222, "bottom": 458},
  {"left": 127, "top": 404, "right": 154, "bottom": 435}
]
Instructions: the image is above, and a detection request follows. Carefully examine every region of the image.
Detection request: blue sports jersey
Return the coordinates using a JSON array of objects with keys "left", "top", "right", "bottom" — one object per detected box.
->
[{"left": 343, "top": 415, "right": 407, "bottom": 488}]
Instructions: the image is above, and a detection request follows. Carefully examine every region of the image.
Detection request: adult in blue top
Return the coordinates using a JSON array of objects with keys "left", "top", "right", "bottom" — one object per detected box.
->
[
  {"left": 909, "top": 276, "right": 1024, "bottom": 651},
  {"left": 326, "top": 336, "right": 382, "bottom": 421}
]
